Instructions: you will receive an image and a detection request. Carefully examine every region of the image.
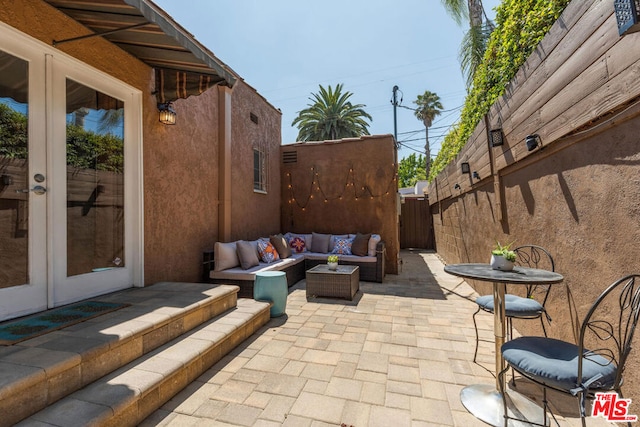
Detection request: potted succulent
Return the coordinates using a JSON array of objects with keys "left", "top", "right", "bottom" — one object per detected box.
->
[
  {"left": 327, "top": 254, "right": 339, "bottom": 270},
  {"left": 490, "top": 241, "right": 516, "bottom": 271}
]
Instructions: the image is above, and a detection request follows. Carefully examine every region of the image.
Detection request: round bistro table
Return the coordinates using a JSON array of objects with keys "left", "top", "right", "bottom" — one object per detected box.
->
[{"left": 444, "top": 263, "right": 564, "bottom": 427}]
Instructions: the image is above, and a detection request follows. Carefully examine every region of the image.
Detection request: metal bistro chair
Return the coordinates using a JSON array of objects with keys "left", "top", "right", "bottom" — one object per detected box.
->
[
  {"left": 499, "top": 274, "right": 640, "bottom": 427},
  {"left": 472, "top": 245, "right": 555, "bottom": 363}
]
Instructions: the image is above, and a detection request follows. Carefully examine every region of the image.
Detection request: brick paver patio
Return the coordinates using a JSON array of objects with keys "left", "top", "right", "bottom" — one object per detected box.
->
[{"left": 141, "top": 250, "right": 614, "bottom": 427}]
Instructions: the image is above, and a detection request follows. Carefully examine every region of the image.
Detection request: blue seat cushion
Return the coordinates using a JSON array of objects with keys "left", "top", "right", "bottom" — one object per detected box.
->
[
  {"left": 502, "top": 336, "right": 617, "bottom": 392},
  {"left": 476, "top": 294, "right": 543, "bottom": 317}
]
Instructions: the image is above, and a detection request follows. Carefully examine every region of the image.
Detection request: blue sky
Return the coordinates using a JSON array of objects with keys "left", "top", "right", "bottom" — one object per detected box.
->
[{"left": 154, "top": 0, "right": 501, "bottom": 161}]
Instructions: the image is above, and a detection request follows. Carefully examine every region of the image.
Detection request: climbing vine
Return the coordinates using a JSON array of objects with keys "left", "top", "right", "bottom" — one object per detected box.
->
[{"left": 429, "top": 0, "right": 571, "bottom": 180}]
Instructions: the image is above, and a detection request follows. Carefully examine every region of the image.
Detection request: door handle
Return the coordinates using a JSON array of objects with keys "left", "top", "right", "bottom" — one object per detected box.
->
[{"left": 16, "top": 185, "right": 47, "bottom": 195}]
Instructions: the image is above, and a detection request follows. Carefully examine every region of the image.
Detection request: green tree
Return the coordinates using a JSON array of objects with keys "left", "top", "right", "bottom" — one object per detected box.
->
[
  {"left": 291, "top": 84, "right": 372, "bottom": 142},
  {"left": 0, "top": 103, "right": 28, "bottom": 159},
  {"left": 441, "top": 0, "right": 494, "bottom": 86},
  {"left": 413, "top": 91, "right": 443, "bottom": 177},
  {"left": 398, "top": 153, "right": 427, "bottom": 188}
]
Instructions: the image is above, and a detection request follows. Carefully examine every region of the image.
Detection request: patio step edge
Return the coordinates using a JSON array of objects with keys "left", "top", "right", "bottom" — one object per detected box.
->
[
  {"left": 16, "top": 298, "right": 271, "bottom": 427},
  {"left": 0, "top": 283, "right": 240, "bottom": 427}
]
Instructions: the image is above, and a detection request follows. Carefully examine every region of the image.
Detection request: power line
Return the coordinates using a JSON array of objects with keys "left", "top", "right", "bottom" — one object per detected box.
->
[
  {"left": 398, "top": 123, "right": 454, "bottom": 135},
  {"left": 397, "top": 104, "right": 462, "bottom": 114}
]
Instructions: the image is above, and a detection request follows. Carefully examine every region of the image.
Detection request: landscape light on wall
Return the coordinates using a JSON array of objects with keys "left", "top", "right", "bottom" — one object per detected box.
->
[
  {"left": 614, "top": 0, "right": 640, "bottom": 35},
  {"left": 490, "top": 128, "right": 504, "bottom": 147},
  {"left": 158, "top": 102, "right": 176, "bottom": 125},
  {"left": 461, "top": 162, "right": 470, "bottom": 174},
  {"left": 454, "top": 183, "right": 461, "bottom": 190},
  {"left": 473, "top": 171, "right": 481, "bottom": 180},
  {"left": 526, "top": 134, "right": 541, "bottom": 151}
]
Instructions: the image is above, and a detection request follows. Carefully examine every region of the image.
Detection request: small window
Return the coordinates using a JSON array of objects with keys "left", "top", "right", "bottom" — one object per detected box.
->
[{"left": 254, "top": 147, "right": 267, "bottom": 193}]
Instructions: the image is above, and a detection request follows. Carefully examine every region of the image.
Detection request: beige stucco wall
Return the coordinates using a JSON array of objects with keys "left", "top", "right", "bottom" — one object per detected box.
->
[
  {"left": 280, "top": 135, "right": 400, "bottom": 275},
  {"left": 0, "top": 0, "right": 282, "bottom": 285}
]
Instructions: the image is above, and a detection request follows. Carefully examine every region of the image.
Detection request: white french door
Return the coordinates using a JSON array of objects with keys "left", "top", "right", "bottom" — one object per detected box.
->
[{"left": 0, "top": 23, "right": 142, "bottom": 321}]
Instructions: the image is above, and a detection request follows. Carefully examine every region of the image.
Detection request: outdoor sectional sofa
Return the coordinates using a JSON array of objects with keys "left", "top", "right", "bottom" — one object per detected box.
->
[{"left": 202, "top": 232, "right": 386, "bottom": 298}]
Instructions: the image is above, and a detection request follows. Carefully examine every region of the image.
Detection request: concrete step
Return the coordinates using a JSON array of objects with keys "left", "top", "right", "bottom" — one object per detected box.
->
[
  {"left": 16, "top": 298, "right": 271, "bottom": 427},
  {"left": 0, "top": 282, "right": 243, "bottom": 426}
]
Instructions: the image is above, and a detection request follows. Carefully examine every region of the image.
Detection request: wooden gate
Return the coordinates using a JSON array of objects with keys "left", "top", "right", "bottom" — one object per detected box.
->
[{"left": 400, "top": 197, "right": 434, "bottom": 249}]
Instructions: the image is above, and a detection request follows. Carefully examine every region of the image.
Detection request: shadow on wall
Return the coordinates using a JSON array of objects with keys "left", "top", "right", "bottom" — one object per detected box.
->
[{"left": 505, "top": 121, "right": 640, "bottom": 226}]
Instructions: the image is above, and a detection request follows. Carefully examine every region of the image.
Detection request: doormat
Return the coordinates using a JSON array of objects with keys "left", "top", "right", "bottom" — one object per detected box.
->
[{"left": 0, "top": 301, "right": 130, "bottom": 345}]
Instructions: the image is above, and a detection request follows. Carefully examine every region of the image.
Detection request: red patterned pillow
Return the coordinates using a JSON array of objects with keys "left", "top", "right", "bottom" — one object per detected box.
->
[
  {"left": 290, "top": 236, "right": 306, "bottom": 253},
  {"left": 257, "top": 240, "right": 280, "bottom": 263}
]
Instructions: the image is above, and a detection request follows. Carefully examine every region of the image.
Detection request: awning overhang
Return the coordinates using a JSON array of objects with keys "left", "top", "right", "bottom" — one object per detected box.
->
[{"left": 43, "top": 0, "right": 237, "bottom": 102}]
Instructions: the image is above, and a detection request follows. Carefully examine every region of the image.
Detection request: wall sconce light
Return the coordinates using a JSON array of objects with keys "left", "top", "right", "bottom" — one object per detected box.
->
[
  {"left": 489, "top": 128, "right": 504, "bottom": 147},
  {"left": 473, "top": 171, "right": 481, "bottom": 180},
  {"left": 158, "top": 102, "right": 176, "bottom": 125},
  {"left": 454, "top": 183, "right": 461, "bottom": 190},
  {"left": 461, "top": 162, "right": 470, "bottom": 174},
  {"left": 1, "top": 174, "right": 12, "bottom": 186},
  {"left": 526, "top": 134, "right": 541, "bottom": 151},
  {"left": 614, "top": 0, "right": 640, "bottom": 35}
]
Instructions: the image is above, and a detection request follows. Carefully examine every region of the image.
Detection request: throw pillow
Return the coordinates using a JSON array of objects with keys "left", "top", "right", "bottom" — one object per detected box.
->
[
  {"left": 236, "top": 240, "right": 260, "bottom": 270},
  {"left": 329, "top": 234, "right": 349, "bottom": 252},
  {"left": 331, "top": 237, "right": 354, "bottom": 255},
  {"left": 270, "top": 233, "right": 292, "bottom": 258},
  {"left": 351, "top": 232, "right": 371, "bottom": 256},
  {"left": 289, "top": 236, "right": 306, "bottom": 253},
  {"left": 368, "top": 234, "right": 382, "bottom": 257},
  {"left": 311, "top": 232, "right": 330, "bottom": 253},
  {"left": 257, "top": 240, "right": 280, "bottom": 263},
  {"left": 213, "top": 241, "right": 239, "bottom": 271}
]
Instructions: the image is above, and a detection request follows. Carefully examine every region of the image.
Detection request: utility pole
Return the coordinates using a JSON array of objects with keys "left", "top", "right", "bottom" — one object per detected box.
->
[{"left": 391, "top": 85, "right": 401, "bottom": 147}]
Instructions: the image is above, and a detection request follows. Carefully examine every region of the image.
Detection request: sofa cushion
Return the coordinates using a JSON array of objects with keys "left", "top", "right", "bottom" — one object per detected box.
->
[
  {"left": 258, "top": 240, "right": 280, "bottom": 263},
  {"left": 236, "top": 240, "right": 260, "bottom": 270},
  {"left": 210, "top": 255, "right": 305, "bottom": 281},
  {"left": 304, "top": 252, "right": 377, "bottom": 263},
  {"left": 311, "top": 232, "right": 330, "bottom": 253},
  {"left": 368, "top": 234, "right": 382, "bottom": 257},
  {"left": 352, "top": 233, "right": 371, "bottom": 256},
  {"left": 331, "top": 237, "right": 354, "bottom": 255},
  {"left": 214, "top": 241, "right": 239, "bottom": 271},
  {"left": 270, "top": 234, "right": 292, "bottom": 258}
]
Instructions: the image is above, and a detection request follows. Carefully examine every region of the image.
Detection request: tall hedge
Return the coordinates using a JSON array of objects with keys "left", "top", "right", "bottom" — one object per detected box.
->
[{"left": 429, "top": 0, "right": 571, "bottom": 180}]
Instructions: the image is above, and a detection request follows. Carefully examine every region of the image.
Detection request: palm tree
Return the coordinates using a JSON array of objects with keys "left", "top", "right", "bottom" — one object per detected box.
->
[
  {"left": 413, "top": 91, "right": 443, "bottom": 177},
  {"left": 441, "top": 0, "right": 494, "bottom": 86},
  {"left": 291, "top": 84, "right": 372, "bottom": 142}
]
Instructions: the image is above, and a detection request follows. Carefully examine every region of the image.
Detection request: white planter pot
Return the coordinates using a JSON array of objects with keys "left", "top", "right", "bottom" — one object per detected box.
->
[
  {"left": 327, "top": 262, "right": 338, "bottom": 271},
  {"left": 490, "top": 254, "right": 514, "bottom": 271}
]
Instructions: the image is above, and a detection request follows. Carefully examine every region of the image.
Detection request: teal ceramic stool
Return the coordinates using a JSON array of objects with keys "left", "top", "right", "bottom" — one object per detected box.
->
[{"left": 254, "top": 271, "right": 287, "bottom": 317}]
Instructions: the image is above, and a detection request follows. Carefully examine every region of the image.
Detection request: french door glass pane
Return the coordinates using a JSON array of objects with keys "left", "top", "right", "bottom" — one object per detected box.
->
[
  {"left": 66, "top": 79, "right": 125, "bottom": 277},
  {"left": 0, "top": 50, "right": 29, "bottom": 288}
]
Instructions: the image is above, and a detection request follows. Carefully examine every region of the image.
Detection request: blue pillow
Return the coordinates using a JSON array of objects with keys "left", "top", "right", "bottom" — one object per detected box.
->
[{"left": 331, "top": 238, "right": 354, "bottom": 255}]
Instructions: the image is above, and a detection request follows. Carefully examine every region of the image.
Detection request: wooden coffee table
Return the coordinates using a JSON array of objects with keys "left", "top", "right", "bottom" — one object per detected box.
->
[{"left": 305, "top": 264, "right": 359, "bottom": 300}]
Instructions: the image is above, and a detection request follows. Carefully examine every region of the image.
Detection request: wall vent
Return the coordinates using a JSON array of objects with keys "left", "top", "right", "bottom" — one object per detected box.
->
[
  {"left": 282, "top": 151, "right": 297, "bottom": 164},
  {"left": 250, "top": 112, "right": 259, "bottom": 124}
]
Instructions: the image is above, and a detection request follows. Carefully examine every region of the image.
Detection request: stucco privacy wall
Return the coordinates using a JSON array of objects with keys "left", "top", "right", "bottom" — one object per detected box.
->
[
  {"left": 427, "top": 0, "right": 640, "bottom": 397},
  {"left": 0, "top": 0, "right": 282, "bottom": 285},
  {"left": 280, "top": 135, "right": 400, "bottom": 275}
]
